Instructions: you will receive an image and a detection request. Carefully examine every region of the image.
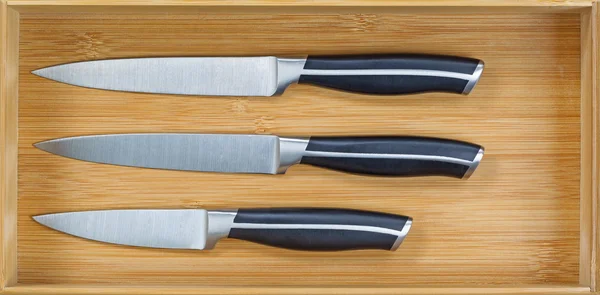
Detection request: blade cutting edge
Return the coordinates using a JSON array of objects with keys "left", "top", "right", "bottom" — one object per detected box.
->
[
  {"left": 34, "top": 209, "right": 208, "bottom": 249},
  {"left": 33, "top": 57, "right": 279, "bottom": 96},
  {"left": 34, "top": 133, "right": 281, "bottom": 174}
]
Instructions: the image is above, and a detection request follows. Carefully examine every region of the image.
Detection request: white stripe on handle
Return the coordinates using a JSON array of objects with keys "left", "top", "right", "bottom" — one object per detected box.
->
[
  {"left": 302, "top": 150, "right": 474, "bottom": 166},
  {"left": 231, "top": 223, "right": 404, "bottom": 237},
  {"left": 300, "top": 69, "right": 474, "bottom": 80}
]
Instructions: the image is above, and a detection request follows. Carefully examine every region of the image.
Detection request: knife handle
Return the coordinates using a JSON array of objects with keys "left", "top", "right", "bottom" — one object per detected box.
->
[
  {"left": 280, "top": 136, "right": 483, "bottom": 179},
  {"left": 296, "top": 54, "right": 484, "bottom": 95},
  {"left": 227, "top": 208, "right": 412, "bottom": 251}
]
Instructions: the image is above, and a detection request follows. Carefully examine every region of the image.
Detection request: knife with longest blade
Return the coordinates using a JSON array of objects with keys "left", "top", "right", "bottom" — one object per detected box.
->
[
  {"left": 34, "top": 208, "right": 412, "bottom": 251},
  {"left": 32, "top": 55, "right": 484, "bottom": 96},
  {"left": 35, "top": 134, "right": 484, "bottom": 178}
]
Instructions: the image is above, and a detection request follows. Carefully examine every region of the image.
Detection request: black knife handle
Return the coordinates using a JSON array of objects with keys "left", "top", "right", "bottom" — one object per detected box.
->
[
  {"left": 228, "top": 208, "right": 412, "bottom": 251},
  {"left": 297, "top": 54, "right": 484, "bottom": 95},
  {"left": 297, "top": 136, "right": 483, "bottom": 179}
]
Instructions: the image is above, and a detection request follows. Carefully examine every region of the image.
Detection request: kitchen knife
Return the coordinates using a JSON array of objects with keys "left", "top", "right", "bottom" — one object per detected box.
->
[
  {"left": 34, "top": 134, "right": 484, "bottom": 178},
  {"left": 34, "top": 208, "right": 412, "bottom": 251},
  {"left": 32, "top": 55, "right": 484, "bottom": 96}
]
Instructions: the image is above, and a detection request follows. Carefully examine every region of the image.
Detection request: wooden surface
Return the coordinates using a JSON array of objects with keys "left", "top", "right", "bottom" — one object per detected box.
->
[
  {"left": 581, "top": 3, "right": 596, "bottom": 288},
  {"left": 590, "top": 2, "right": 600, "bottom": 292},
  {"left": 6, "top": 3, "right": 593, "bottom": 15},
  {"left": 4, "top": 0, "right": 594, "bottom": 9},
  {"left": 5, "top": 0, "right": 594, "bottom": 7},
  {"left": 0, "top": 1, "right": 18, "bottom": 290},
  {"left": 15, "top": 12, "right": 582, "bottom": 288},
  {"left": 1, "top": 1, "right": 6, "bottom": 290},
  {"left": 0, "top": 284, "right": 592, "bottom": 295}
]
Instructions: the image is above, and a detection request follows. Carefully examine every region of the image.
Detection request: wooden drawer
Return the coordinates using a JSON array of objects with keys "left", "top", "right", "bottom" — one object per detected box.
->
[{"left": 1, "top": 1, "right": 598, "bottom": 294}]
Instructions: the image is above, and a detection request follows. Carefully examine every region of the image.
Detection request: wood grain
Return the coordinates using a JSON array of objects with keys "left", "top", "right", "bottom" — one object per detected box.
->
[
  {"left": 6, "top": 4, "right": 592, "bottom": 15},
  {"left": 591, "top": 1, "right": 600, "bottom": 292},
  {"left": 0, "top": 1, "right": 19, "bottom": 290},
  {"left": 16, "top": 12, "right": 581, "bottom": 288},
  {"left": 5, "top": 0, "right": 595, "bottom": 7},
  {"left": 0, "top": 284, "right": 592, "bottom": 295},
  {"left": 581, "top": 4, "right": 595, "bottom": 287}
]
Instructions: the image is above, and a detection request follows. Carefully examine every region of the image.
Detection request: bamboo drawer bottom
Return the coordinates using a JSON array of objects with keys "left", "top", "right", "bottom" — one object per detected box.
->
[{"left": 1, "top": 2, "right": 598, "bottom": 294}]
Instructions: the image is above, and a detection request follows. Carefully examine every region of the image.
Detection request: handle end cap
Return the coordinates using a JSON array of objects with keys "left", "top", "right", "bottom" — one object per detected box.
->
[
  {"left": 462, "top": 61, "right": 485, "bottom": 95},
  {"left": 390, "top": 217, "right": 413, "bottom": 251},
  {"left": 462, "top": 147, "right": 485, "bottom": 179}
]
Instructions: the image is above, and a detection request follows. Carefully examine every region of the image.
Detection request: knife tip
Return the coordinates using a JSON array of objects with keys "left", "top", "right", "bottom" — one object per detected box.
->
[
  {"left": 32, "top": 214, "right": 55, "bottom": 226},
  {"left": 32, "top": 215, "right": 54, "bottom": 229},
  {"left": 31, "top": 68, "right": 53, "bottom": 79},
  {"left": 33, "top": 139, "right": 54, "bottom": 149},
  {"left": 31, "top": 68, "right": 43, "bottom": 77},
  {"left": 32, "top": 141, "right": 44, "bottom": 150},
  {"left": 33, "top": 141, "right": 56, "bottom": 154}
]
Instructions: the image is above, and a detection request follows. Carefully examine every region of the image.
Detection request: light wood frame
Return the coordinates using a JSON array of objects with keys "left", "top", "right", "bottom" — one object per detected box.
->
[{"left": 1, "top": 1, "right": 599, "bottom": 294}]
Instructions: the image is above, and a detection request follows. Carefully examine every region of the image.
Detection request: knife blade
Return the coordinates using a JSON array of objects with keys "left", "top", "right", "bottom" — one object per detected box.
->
[
  {"left": 32, "top": 55, "right": 484, "bottom": 96},
  {"left": 33, "top": 208, "right": 413, "bottom": 251},
  {"left": 34, "top": 134, "right": 484, "bottom": 178}
]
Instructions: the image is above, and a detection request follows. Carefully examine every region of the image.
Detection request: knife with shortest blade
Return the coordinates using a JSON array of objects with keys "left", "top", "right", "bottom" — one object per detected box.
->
[
  {"left": 32, "top": 54, "right": 484, "bottom": 96},
  {"left": 34, "top": 208, "right": 412, "bottom": 251},
  {"left": 35, "top": 134, "right": 484, "bottom": 178}
]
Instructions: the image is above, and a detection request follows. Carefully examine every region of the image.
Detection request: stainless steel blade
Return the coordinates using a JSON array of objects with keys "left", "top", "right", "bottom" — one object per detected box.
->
[
  {"left": 32, "top": 57, "right": 280, "bottom": 96},
  {"left": 34, "top": 210, "right": 208, "bottom": 249},
  {"left": 34, "top": 134, "right": 280, "bottom": 174}
]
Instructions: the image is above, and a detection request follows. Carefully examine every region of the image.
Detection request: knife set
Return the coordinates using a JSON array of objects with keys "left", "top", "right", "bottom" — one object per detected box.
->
[{"left": 32, "top": 54, "right": 485, "bottom": 252}]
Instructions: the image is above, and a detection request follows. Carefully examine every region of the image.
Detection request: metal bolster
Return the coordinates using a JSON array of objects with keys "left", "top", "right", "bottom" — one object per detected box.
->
[
  {"left": 277, "top": 137, "right": 310, "bottom": 174},
  {"left": 274, "top": 58, "right": 307, "bottom": 96},
  {"left": 205, "top": 210, "right": 238, "bottom": 250}
]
